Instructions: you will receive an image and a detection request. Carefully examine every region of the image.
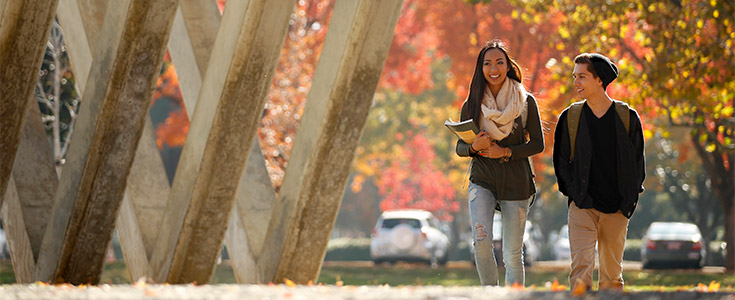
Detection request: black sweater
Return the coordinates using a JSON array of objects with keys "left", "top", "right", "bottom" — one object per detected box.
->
[{"left": 553, "top": 100, "right": 646, "bottom": 218}]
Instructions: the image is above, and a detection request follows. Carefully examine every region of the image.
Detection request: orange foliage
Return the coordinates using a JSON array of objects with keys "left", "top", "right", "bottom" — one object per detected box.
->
[
  {"left": 155, "top": 109, "right": 189, "bottom": 150},
  {"left": 377, "top": 133, "right": 459, "bottom": 221},
  {"left": 152, "top": 52, "right": 188, "bottom": 149},
  {"left": 259, "top": 0, "right": 335, "bottom": 189}
]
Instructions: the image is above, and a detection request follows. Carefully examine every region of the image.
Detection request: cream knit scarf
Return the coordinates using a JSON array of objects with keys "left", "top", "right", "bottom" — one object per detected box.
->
[{"left": 479, "top": 78, "right": 527, "bottom": 141}]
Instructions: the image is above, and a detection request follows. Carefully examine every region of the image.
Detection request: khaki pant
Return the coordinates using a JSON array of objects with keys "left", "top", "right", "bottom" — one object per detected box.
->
[{"left": 568, "top": 202, "right": 629, "bottom": 291}]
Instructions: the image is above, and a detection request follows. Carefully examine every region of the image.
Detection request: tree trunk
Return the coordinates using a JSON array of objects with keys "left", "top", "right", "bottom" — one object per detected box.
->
[
  {"left": 690, "top": 132, "right": 734, "bottom": 272},
  {"left": 724, "top": 193, "right": 735, "bottom": 272}
]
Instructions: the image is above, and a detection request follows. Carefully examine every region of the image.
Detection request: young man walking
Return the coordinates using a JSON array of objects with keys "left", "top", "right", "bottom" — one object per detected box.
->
[{"left": 552, "top": 53, "right": 645, "bottom": 291}]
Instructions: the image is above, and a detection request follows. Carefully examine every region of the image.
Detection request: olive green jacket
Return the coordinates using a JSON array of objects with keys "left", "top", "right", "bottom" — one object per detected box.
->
[{"left": 455, "top": 94, "right": 544, "bottom": 200}]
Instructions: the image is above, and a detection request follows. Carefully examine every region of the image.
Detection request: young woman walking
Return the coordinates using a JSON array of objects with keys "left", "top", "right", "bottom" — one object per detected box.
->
[{"left": 455, "top": 39, "right": 544, "bottom": 286}]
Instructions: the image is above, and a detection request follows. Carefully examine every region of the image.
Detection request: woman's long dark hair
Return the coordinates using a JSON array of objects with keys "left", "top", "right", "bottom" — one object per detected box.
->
[{"left": 463, "top": 39, "right": 523, "bottom": 125}]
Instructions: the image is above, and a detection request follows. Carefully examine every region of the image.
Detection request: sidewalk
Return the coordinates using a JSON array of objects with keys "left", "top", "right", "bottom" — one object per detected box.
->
[{"left": 1, "top": 284, "right": 732, "bottom": 300}]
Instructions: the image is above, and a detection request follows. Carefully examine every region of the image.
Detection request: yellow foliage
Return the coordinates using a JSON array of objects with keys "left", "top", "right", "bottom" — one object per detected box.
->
[
  {"left": 644, "top": 129, "right": 654, "bottom": 140},
  {"left": 721, "top": 105, "right": 733, "bottom": 117}
]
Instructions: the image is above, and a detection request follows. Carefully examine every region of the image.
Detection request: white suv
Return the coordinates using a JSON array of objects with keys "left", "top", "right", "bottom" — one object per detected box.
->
[{"left": 370, "top": 209, "right": 450, "bottom": 266}]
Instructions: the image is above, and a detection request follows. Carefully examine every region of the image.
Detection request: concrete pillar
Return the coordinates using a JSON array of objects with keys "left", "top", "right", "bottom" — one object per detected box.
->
[
  {"left": 149, "top": 0, "right": 294, "bottom": 284},
  {"left": 166, "top": 1, "right": 278, "bottom": 284},
  {"left": 0, "top": 0, "right": 59, "bottom": 210},
  {"left": 8, "top": 104, "right": 58, "bottom": 262},
  {"left": 56, "top": 0, "right": 95, "bottom": 90},
  {"left": 265, "top": 0, "right": 403, "bottom": 284},
  {"left": 0, "top": 0, "right": 93, "bottom": 283},
  {"left": 178, "top": 0, "right": 221, "bottom": 78},
  {"left": 1, "top": 103, "right": 55, "bottom": 284},
  {"left": 1, "top": 177, "right": 35, "bottom": 283},
  {"left": 74, "top": 0, "right": 106, "bottom": 46},
  {"left": 34, "top": 0, "right": 179, "bottom": 284}
]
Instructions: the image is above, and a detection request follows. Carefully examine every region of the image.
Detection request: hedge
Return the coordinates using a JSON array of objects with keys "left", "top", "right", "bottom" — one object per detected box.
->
[{"left": 323, "top": 237, "right": 726, "bottom": 266}]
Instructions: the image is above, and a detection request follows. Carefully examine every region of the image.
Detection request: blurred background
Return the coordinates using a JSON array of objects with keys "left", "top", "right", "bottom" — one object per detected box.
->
[{"left": 14, "top": 0, "right": 733, "bottom": 279}]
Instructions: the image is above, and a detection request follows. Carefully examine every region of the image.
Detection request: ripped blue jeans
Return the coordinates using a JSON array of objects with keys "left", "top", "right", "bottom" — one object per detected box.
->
[{"left": 468, "top": 182, "right": 530, "bottom": 286}]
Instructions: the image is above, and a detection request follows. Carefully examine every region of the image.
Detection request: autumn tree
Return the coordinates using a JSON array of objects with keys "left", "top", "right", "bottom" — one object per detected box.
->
[
  {"left": 522, "top": 0, "right": 734, "bottom": 271},
  {"left": 377, "top": 133, "right": 459, "bottom": 222},
  {"left": 259, "top": 0, "right": 335, "bottom": 190}
]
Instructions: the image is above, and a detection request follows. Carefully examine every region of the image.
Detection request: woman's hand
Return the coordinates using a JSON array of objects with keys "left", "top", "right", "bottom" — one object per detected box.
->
[
  {"left": 482, "top": 141, "right": 511, "bottom": 159},
  {"left": 471, "top": 131, "right": 491, "bottom": 154}
]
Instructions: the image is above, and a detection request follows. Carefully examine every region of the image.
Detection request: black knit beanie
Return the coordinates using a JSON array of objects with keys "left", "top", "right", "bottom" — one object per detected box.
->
[{"left": 589, "top": 53, "right": 618, "bottom": 89}]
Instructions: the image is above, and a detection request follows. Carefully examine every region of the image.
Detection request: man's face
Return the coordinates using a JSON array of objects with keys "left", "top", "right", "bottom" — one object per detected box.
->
[{"left": 573, "top": 63, "right": 603, "bottom": 99}]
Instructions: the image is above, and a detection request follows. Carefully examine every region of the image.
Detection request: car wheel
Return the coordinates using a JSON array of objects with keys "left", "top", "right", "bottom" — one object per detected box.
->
[
  {"left": 692, "top": 261, "right": 703, "bottom": 269},
  {"left": 438, "top": 253, "right": 449, "bottom": 266},
  {"left": 641, "top": 259, "right": 652, "bottom": 269}
]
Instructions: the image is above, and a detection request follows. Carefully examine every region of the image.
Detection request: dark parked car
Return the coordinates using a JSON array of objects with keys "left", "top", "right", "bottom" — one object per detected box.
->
[{"left": 641, "top": 222, "right": 705, "bottom": 269}]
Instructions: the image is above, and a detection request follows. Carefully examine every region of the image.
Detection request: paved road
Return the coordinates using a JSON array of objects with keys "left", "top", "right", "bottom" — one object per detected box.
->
[{"left": 0, "top": 283, "right": 733, "bottom": 300}]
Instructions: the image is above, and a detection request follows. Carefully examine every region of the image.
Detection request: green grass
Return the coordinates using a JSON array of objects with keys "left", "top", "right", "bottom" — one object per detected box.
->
[
  {"left": 1, "top": 260, "right": 733, "bottom": 293},
  {"left": 316, "top": 264, "right": 734, "bottom": 292}
]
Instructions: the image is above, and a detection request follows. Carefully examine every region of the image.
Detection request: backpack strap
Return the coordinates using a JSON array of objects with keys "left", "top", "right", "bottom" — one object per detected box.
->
[
  {"left": 567, "top": 101, "right": 585, "bottom": 161},
  {"left": 567, "top": 100, "right": 631, "bottom": 161},
  {"left": 613, "top": 100, "right": 630, "bottom": 134}
]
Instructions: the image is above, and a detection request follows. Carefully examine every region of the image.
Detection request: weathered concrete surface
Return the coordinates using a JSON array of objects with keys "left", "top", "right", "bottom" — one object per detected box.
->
[
  {"left": 1, "top": 177, "right": 35, "bottom": 283},
  {"left": 266, "top": 0, "right": 403, "bottom": 284},
  {"left": 166, "top": 0, "right": 279, "bottom": 284},
  {"left": 116, "top": 117, "right": 171, "bottom": 280},
  {"left": 34, "top": 0, "right": 179, "bottom": 284},
  {"left": 8, "top": 104, "right": 58, "bottom": 262},
  {"left": 178, "top": 0, "right": 221, "bottom": 78},
  {"left": 0, "top": 285, "right": 732, "bottom": 300},
  {"left": 149, "top": 0, "right": 293, "bottom": 285},
  {"left": 74, "top": 0, "right": 106, "bottom": 46},
  {"left": 56, "top": 0, "right": 94, "bottom": 90},
  {"left": 0, "top": 0, "right": 59, "bottom": 210},
  {"left": 58, "top": 0, "right": 168, "bottom": 281},
  {"left": 2, "top": 104, "right": 58, "bottom": 283}
]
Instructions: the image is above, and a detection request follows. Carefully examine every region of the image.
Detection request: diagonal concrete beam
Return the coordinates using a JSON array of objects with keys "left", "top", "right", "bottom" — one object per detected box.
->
[
  {"left": 1, "top": 103, "right": 57, "bottom": 283},
  {"left": 177, "top": 0, "right": 221, "bottom": 80},
  {"left": 150, "top": 0, "right": 294, "bottom": 284},
  {"left": 59, "top": 0, "right": 178, "bottom": 281},
  {"left": 167, "top": 1, "right": 278, "bottom": 284},
  {"left": 7, "top": 103, "right": 58, "bottom": 263},
  {"left": 0, "top": 0, "right": 96, "bottom": 283},
  {"left": 2, "top": 177, "right": 36, "bottom": 283},
  {"left": 56, "top": 0, "right": 95, "bottom": 92},
  {"left": 265, "top": 0, "right": 403, "bottom": 284},
  {"left": 34, "top": 0, "right": 179, "bottom": 284},
  {"left": 0, "top": 0, "right": 59, "bottom": 210},
  {"left": 74, "top": 0, "right": 106, "bottom": 48}
]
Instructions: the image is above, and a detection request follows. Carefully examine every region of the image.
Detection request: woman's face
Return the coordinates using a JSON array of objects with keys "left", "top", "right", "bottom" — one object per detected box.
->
[{"left": 482, "top": 48, "right": 509, "bottom": 88}]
